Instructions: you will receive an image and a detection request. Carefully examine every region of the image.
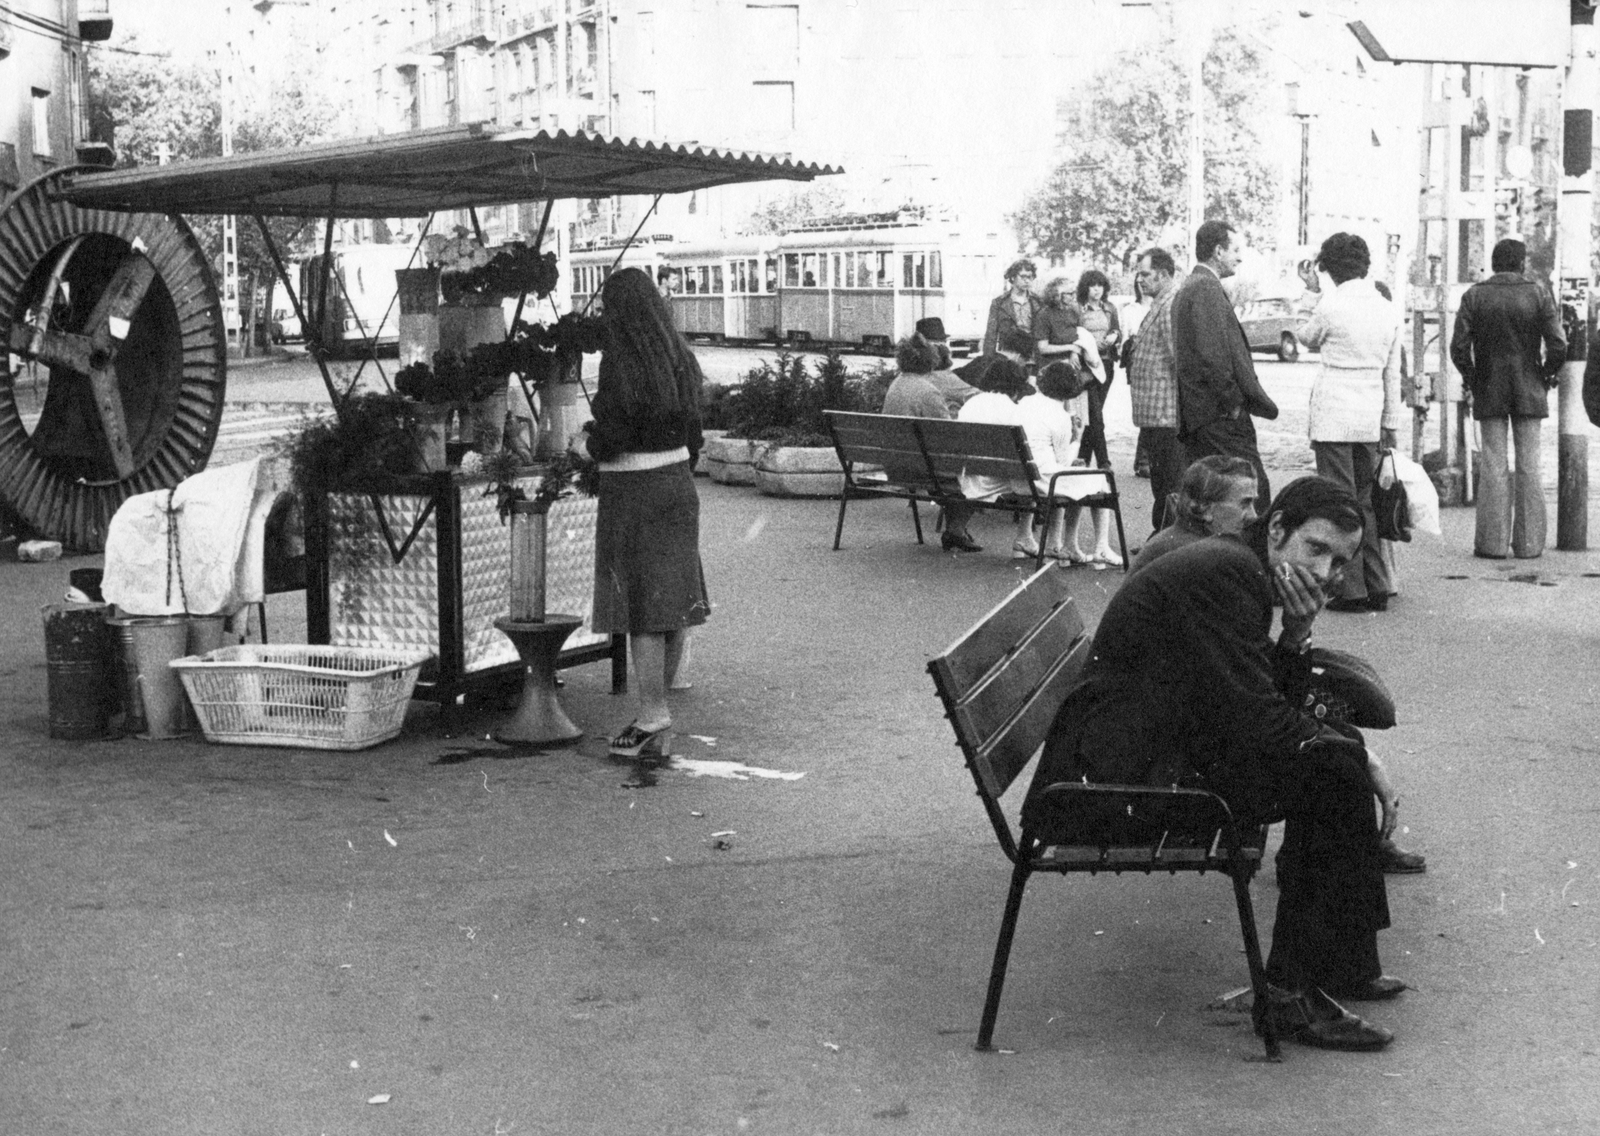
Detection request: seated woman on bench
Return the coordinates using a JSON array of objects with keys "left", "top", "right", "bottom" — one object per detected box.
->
[{"left": 955, "top": 357, "right": 1046, "bottom": 558}]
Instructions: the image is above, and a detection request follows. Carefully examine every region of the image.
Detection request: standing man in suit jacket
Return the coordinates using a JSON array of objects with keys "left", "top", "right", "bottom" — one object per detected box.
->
[
  {"left": 1171, "top": 220, "right": 1278, "bottom": 511},
  {"left": 1449, "top": 237, "right": 1566, "bottom": 559}
]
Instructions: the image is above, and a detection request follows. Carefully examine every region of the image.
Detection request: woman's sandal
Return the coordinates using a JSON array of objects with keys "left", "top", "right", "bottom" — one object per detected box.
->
[
  {"left": 1048, "top": 548, "right": 1091, "bottom": 567},
  {"left": 609, "top": 721, "right": 672, "bottom": 758}
]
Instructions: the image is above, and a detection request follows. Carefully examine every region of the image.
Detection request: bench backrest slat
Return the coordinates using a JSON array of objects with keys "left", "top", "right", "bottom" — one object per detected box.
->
[
  {"left": 929, "top": 569, "right": 1088, "bottom": 805},
  {"left": 826, "top": 412, "right": 1039, "bottom": 492}
]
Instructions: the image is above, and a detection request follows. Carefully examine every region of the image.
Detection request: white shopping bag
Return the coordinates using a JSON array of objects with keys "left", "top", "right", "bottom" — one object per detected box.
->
[{"left": 1387, "top": 451, "right": 1441, "bottom": 536}]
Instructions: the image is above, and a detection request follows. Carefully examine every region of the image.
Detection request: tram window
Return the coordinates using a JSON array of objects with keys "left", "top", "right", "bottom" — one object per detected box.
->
[
  {"left": 904, "top": 253, "right": 929, "bottom": 289},
  {"left": 840, "top": 252, "right": 854, "bottom": 289},
  {"left": 784, "top": 253, "right": 800, "bottom": 287},
  {"left": 832, "top": 253, "right": 841, "bottom": 289},
  {"left": 765, "top": 258, "right": 778, "bottom": 292},
  {"left": 711, "top": 265, "right": 723, "bottom": 293},
  {"left": 801, "top": 253, "right": 819, "bottom": 287},
  {"left": 730, "top": 260, "right": 744, "bottom": 294},
  {"left": 684, "top": 270, "right": 698, "bottom": 295},
  {"left": 875, "top": 252, "right": 891, "bottom": 288},
  {"left": 930, "top": 251, "right": 943, "bottom": 288},
  {"left": 857, "top": 254, "right": 875, "bottom": 289}
]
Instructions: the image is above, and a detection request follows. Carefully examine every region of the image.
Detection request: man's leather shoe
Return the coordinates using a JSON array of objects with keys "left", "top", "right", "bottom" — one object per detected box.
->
[
  {"left": 1257, "top": 985, "right": 1395, "bottom": 1051},
  {"left": 1295, "top": 1008, "right": 1395, "bottom": 1051},
  {"left": 941, "top": 531, "right": 982, "bottom": 553},
  {"left": 1378, "top": 838, "right": 1426, "bottom": 874}
]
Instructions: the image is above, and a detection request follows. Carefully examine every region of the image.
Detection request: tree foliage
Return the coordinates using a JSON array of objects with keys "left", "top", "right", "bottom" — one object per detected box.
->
[
  {"left": 737, "top": 186, "right": 848, "bottom": 236},
  {"left": 1011, "top": 27, "right": 1280, "bottom": 271},
  {"left": 86, "top": 47, "right": 335, "bottom": 319}
]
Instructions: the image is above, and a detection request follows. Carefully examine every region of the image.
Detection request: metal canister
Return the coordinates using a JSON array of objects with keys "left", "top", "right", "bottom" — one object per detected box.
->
[
  {"left": 42, "top": 603, "right": 115, "bottom": 740},
  {"left": 105, "top": 614, "right": 149, "bottom": 735}
]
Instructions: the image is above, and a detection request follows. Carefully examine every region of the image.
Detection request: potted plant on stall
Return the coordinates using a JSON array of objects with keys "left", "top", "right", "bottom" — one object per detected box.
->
[{"left": 507, "top": 311, "right": 608, "bottom": 459}]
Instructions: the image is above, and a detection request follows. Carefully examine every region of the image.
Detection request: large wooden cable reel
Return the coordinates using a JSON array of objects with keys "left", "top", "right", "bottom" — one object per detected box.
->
[{"left": 0, "top": 168, "right": 226, "bottom": 551}]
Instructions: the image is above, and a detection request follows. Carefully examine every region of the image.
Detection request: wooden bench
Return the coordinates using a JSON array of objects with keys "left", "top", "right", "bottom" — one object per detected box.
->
[
  {"left": 823, "top": 410, "right": 1128, "bottom": 571},
  {"left": 927, "top": 566, "right": 1280, "bottom": 1059}
]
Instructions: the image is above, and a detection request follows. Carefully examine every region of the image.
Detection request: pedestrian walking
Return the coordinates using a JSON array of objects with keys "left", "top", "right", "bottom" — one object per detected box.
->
[{"left": 1448, "top": 237, "right": 1566, "bottom": 559}]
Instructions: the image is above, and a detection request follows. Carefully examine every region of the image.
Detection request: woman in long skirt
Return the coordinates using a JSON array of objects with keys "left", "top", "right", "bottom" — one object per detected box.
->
[{"left": 577, "top": 267, "right": 710, "bottom": 757}]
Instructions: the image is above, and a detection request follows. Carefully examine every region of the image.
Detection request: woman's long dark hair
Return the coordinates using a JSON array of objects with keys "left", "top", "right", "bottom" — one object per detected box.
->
[{"left": 599, "top": 267, "right": 703, "bottom": 416}]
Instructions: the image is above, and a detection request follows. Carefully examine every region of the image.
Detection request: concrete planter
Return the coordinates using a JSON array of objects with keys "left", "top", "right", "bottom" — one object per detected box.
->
[
  {"left": 695, "top": 430, "right": 728, "bottom": 477},
  {"left": 753, "top": 444, "right": 845, "bottom": 499},
  {"left": 703, "top": 435, "right": 761, "bottom": 485}
]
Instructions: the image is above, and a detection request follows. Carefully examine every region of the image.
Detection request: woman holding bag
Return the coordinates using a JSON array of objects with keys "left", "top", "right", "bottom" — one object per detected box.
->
[{"left": 1295, "top": 232, "right": 1404, "bottom": 613}]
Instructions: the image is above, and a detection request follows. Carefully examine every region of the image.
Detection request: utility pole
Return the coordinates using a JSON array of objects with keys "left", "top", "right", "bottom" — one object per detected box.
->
[
  {"left": 1557, "top": 0, "right": 1594, "bottom": 550},
  {"left": 220, "top": 2, "right": 241, "bottom": 358}
]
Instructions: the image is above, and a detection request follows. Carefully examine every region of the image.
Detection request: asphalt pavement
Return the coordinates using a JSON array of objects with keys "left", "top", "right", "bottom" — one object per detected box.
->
[{"left": 3, "top": 361, "right": 1600, "bottom": 1134}]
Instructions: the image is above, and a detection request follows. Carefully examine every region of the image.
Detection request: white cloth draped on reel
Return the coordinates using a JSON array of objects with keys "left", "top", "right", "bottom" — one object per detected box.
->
[{"left": 101, "top": 457, "right": 290, "bottom": 617}]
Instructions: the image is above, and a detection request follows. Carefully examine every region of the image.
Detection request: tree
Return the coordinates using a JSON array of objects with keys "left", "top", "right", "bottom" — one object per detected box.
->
[
  {"left": 737, "top": 185, "right": 848, "bottom": 236},
  {"left": 87, "top": 47, "right": 334, "bottom": 351},
  {"left": 1011, "top": 26, "right": 1280, "bottom": 272}
]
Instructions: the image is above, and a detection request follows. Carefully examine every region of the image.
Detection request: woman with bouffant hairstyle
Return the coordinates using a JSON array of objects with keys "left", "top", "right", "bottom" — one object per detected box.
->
[{"left": 579, "top": 267, "right": 709, "bottom": 757}]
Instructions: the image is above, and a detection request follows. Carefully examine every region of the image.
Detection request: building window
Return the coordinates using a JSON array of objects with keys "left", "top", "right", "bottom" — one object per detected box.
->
[
  {"left": 31, "top": 89, "right": 50, "bottom": 158},
  {"left": 746, "top": 4, "right": 799, "bottom": 69},
  {"left": 639, "top": 89, "right": 656, "bottom": 135}
]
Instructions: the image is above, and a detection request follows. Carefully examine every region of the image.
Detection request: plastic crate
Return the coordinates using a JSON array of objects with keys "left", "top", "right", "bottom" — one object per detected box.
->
[{"left": 170, "top": 644, "right": 429, "bottom": 750}]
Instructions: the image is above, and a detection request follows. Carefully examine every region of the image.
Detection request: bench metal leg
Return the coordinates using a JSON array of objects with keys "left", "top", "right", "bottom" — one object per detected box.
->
[
  {"left": 832, "top": 493, "right": 850, "bottom": 550},
  {"left": 1226, "top": 857, "right": 1282, "bottom": 1061},
  {"left": 909, "top": 499, "right": 925, "bottom": 545},
  {"left": 1110, "top": 499, "right": 1131, "bottom": 573},
  {"left": 976, "top": 858, "right": 1032, "bottom": 1051}
]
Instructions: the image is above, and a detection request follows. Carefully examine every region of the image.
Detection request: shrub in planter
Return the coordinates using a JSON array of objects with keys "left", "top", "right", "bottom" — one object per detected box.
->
[{"left": 712, "top": 350, "right": 886, "bottom": 498}]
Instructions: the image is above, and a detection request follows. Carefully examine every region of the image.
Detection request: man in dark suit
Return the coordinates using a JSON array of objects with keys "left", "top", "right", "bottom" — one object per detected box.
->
[
  {"left": 1171, "top": 219, "right": 1278, "bottom": 511},
  {"left": 1024, "top": 476, "right": 1407, "bottom": 1051},
  {"left": 1449, "top": 237, "right": 1566, "bottom": 558}
]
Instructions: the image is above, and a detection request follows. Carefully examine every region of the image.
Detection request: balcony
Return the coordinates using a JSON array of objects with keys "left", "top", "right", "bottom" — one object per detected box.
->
[{"left": 410, "top": 1, "right": 494, "bottom": 54}]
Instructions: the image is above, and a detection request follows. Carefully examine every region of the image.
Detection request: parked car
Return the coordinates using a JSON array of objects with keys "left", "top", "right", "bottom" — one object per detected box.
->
[
  {"left": 269, "top": 306, "right": 302, "bottom": 344},
  {"left": 1238, "top": 296, "right": 1306, "bottom": 362}
]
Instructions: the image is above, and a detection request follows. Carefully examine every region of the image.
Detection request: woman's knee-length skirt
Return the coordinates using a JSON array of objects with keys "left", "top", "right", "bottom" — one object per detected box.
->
[{"left": 591, "top": 460, "right": 710, "bottom": 634}]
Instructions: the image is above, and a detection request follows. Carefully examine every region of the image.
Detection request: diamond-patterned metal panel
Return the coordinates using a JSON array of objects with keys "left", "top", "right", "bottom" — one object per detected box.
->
[
  {"left": 327, "top": 492, "right": 440, "bottom": 656},
  {"left": 546, "top": 493, "right": 604, "bottom": 651},
  {"left": 324, "top": 481, "right": 604, "bottom": 674}
]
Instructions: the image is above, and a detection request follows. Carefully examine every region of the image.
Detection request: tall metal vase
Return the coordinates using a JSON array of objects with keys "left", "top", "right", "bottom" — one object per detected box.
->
[{"left": 508, "top": 500, "right": 547, "bottom": 622}]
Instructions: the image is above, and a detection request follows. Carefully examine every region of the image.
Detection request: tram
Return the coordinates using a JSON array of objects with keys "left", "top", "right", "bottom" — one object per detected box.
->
[
  {"left": 569, "top": 215, "right": 1011, "bottom": 354},
  {"left": 299, "top": 243, "right": 417, "bottom": 355},
  {"left": 567, "top": 235, "right": 672, "bottom": 315},
  {"left": 659, "top": 236, "right": 780, "bottom": 341}
]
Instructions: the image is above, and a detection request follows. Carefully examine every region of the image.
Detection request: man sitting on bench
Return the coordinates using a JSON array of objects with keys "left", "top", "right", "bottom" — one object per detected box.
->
[{"left": 1023, "top": 476, "right": 1407, "bottom": 1051}]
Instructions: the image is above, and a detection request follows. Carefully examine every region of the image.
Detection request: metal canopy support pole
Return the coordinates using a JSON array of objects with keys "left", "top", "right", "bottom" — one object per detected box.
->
[
  {"left": 255, "top": 213, "right": 344, "bottom": 412},
  {"left": 1557, "top": 0, "right": 1594, "bottom": 551}
]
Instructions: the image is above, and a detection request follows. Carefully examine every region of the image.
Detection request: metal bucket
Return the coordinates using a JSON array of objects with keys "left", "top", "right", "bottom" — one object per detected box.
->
[
  {"left": 41, "top": 603, "right": 116, "bottom": 739},
  {"left": 126, "top": 616, "right": 191, "bottom": 740},
  {"left": 105, "top": 615, "right": 149, "bottom": 735},
  {"left": 186, "top": 613, "right": 229, "bottom": 656}
]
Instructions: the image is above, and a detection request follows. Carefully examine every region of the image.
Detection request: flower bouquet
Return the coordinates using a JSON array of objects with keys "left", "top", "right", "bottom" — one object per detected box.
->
[{"left": 425, "top": 226, "right": 561, "bottom": 305}]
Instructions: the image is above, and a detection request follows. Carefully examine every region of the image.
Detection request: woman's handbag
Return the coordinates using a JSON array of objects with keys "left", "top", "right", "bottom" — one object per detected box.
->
[{"left": 1371, "top": 449, "right": 1411, "bottom": 543}]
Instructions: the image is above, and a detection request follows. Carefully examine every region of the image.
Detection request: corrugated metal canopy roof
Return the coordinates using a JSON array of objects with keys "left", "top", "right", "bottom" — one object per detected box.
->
[{"left": 59, "top": 123, "right": 841, "bottom": 219}]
